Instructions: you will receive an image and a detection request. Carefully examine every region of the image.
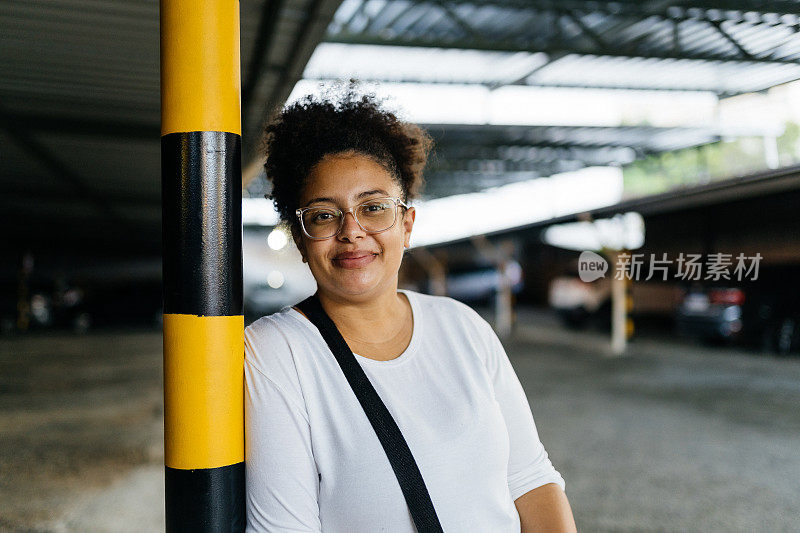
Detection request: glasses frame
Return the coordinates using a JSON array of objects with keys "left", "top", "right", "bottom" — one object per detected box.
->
[{"left": 295, "top": 196, "right": 409, "bottom": 240}]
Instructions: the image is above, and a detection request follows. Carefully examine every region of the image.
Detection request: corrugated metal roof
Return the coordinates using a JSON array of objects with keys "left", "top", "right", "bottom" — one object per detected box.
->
[
  {"left": 276, "top": 0, "right": 800, "bottom": 198},
  {"left": 0, "top": 0, "right": 342, "bottom": 254},
  {"left": 323, "top": 0, "right": 800, "bottom": 95}
]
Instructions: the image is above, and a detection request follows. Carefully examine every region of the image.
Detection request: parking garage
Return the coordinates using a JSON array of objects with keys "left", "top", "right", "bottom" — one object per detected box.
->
[{"left": 2, "top": 1, "right": 800, "bottom": 531}]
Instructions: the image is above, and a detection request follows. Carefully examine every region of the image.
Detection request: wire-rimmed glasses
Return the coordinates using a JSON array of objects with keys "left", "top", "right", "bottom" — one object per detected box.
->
[{"left": 295, "top": 197, "right": 409, "bottom": 240}]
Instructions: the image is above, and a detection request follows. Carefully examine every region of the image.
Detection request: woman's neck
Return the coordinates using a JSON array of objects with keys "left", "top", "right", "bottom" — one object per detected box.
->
[{"left": 317, "top": 285, "right": 409, "bottom": 343}]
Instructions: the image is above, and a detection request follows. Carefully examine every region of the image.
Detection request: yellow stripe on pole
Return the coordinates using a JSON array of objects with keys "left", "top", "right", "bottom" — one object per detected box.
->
[
  {"left": 163, "top": 314, "right": 244, "bottom": 470},
  {"left": 160, "top": 0, "right": 241, "bottom": 136}
]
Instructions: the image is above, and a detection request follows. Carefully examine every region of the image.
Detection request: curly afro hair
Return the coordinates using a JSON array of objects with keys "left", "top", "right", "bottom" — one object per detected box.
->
[{"left": 261, "top": 81, "right": 433, "bottom": 235}]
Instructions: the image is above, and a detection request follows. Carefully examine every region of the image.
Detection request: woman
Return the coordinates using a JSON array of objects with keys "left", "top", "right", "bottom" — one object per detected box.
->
[{"left": 244, "top": 85, "right": 577, "bottom": 532}]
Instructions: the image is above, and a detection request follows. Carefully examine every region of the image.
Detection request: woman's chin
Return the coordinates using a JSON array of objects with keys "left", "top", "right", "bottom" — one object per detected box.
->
[
  {"left": 327, "top": 272, "right": 385, "bottom": 297},
  {"left": 314, "top": 257, "right": 400, "bottom": 298},
  {"left": 335, "top": 280, "right": 379, "bottom": 296}
]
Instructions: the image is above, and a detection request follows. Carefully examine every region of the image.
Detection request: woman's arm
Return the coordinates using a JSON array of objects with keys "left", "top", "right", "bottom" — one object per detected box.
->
[
  {"left": 465, "top": 305, "right": 575, "bottom": 528},
  {"left": 244, "top": 348, "right": 321, "bottom": 532},
  {"left": 515, "top": 482, "right": 577, "bottom": 533}
]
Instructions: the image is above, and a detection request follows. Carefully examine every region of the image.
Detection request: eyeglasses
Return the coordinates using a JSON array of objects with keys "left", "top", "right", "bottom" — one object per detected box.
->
[{"left": 295, "top": 196, "right": 409, "bottom": 240}]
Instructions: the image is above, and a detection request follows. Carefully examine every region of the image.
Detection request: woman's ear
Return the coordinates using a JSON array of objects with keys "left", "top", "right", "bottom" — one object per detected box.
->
[{"left": 402, "top": 206, "right": 415, "bottom": 249}]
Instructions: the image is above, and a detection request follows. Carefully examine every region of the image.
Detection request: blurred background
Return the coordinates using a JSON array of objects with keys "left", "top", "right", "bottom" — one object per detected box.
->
[{"left": 2, "top": 0, "right": 800, "bottom": 531}]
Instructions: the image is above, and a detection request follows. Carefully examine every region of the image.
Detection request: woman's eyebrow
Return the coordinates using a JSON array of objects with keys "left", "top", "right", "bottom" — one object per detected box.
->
[
  {"left": 306, "top": 196, "right": 336, "bottom": 205},
  {"left": 306, "top": 189, "right": 390, "bottom": 206},
  {"left": 356, "top": 189, "right": 389, "bottom": 199}
]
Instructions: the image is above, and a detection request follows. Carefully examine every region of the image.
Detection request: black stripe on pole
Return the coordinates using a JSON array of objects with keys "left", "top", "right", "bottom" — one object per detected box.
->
[
  {"left": 165, "top": 464, "right": 246, "bottom": 532},
  {"left": 162, "top": 130, "right": 243, "bottom": 317}
]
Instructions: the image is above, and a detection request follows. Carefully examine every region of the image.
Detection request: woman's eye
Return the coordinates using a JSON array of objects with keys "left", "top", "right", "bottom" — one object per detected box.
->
[{"left": 312, "top": 211, "right": 336, "bottom": 223}]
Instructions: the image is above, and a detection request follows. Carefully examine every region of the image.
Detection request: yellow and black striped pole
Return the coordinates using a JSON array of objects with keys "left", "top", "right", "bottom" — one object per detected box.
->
[{"left": 160, "top": 1, "right": 244, "bottom": 530}]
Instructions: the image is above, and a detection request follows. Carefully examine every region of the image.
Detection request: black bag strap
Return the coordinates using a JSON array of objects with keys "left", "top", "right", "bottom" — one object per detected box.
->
[{"left": 295, "top": 293, "right": 444, "bottom": 533}]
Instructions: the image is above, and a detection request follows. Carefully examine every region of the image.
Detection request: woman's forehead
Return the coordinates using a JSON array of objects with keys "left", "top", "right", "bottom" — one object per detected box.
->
[{"left": 302, "top": 153, "right": 401, "bottom": 203}]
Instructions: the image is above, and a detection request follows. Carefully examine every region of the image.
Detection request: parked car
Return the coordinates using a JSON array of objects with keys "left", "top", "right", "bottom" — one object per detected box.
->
[
  {"left": 548, "top": 275, "right": 610, "bottom": 328},
  {"left": 548, "top": 275, "right": 682, "bottom": 330},
  {"left": 440, "top": 262, "right": 523, "bottom": 306},
  {"left": 676, "top": 286, "right": 746, "bottom": 342},
  {"left": 676, "top": 278, "right": 800, "bottom": 355}
]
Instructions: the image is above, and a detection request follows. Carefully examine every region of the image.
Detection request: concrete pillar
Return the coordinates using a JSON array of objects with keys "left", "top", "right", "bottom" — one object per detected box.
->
[
  {"left": 471, "top": 235, "right": 516, "bottom": 337},
  {"left": 413, "top": 247, "right": 447, "bottom": 296},
  {"left": 494, "top": 240, "right": 516, "bottom": 339},
  {"left": 609, "top": 250, "right": 633, "bottom": 356}
]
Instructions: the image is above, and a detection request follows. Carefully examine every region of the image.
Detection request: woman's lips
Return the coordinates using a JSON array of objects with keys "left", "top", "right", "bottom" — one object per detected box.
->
[{"left": 333, "top": 252, "right": 377, "bottom": 269}]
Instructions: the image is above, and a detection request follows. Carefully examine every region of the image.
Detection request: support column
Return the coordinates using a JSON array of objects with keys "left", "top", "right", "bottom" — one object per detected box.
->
[
  {"left": 494, "top": 240, "right": 516, "bottom": 339},
  {"left": 413, "top": 247, "right": 447, "bottom": 296},
  {"left": 609, "top": 250, "right": 632, "bottom": 356},
  {"left": 160, "top": 1, "right": 244, "bottom": 531},
  {"left": 471, "top": 235, "right": 517, "bottom": 338}
]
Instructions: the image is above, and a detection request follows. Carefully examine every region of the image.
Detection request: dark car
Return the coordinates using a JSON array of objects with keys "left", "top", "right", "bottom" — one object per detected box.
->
[
  {"left": 436, "top": 262, "right": 523, "bottom": 306},
  {"left": 676, "top": 286, "right": 746, "bottom": 342},
  {"left": 676, "top": 266, "right": 800, "bottom": 355}
]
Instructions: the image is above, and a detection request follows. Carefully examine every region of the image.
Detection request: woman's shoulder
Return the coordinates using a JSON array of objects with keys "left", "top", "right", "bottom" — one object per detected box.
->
[
  {"left": 403, "top": 289, "right": 498, "bottom": 358},
  {"left": 404, "top": 289, "right": 500, "bottom": 372},
  {"left": 244, "top": 305, "right": 300, "bottom": 350},
  {"left": 404, "top": 288, "right": 491, "bottom": 330},
  {"left": 244, "top": 306, "right": 308, "bottom": 401}
]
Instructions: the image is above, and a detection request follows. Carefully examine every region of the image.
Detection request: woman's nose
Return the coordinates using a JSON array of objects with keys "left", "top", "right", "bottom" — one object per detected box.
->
[{"left": 338, "top": 211, "right": 365, "bottom": 240}]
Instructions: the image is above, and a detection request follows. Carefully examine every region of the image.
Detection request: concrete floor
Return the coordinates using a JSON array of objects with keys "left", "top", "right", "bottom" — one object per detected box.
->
[
  {"left": 1, "top": 310, "right": 799, "bottom": 532},
  {"left": 0, "top": 329, "right": 164, "bottom": 532},
  {"left": 505, "top": 310, "right": 800, "bottom": 533}
]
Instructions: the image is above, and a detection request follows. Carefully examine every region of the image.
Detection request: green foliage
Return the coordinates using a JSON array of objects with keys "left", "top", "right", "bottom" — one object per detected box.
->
[{"left": 623, "top": 121, "right": 800, "bottom": 199}]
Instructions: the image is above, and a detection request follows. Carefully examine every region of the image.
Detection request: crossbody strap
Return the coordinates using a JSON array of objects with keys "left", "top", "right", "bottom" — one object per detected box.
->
[{"left": 295, "top": 293, "right": 444, "bottom": 533}]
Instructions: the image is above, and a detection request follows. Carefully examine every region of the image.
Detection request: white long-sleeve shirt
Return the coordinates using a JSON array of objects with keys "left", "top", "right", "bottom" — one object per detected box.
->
[{"left": 244, "top": 288, "right": 565, "bottom": 532}]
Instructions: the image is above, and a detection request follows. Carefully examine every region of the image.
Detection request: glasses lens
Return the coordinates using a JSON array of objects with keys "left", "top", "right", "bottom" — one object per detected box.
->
[
  {"left": 356, "top": 199, "right": 396, "bottom": 232},
  {"left": 302, "top": 208, "right": 342, "bottom": 238}
]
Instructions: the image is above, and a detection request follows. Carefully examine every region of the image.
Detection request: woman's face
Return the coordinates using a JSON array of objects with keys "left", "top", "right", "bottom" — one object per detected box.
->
[{"left": 294, "top": 152, "right": 415, "bottom": 302}]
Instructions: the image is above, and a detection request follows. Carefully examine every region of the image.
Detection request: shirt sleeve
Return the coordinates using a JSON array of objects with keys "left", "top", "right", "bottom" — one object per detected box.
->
[
  {"left": 479, "top": 318, "right": 566, "bottom": 501},
  {"left": 245, "top": 349, "right": 321, "bottom": 532}
]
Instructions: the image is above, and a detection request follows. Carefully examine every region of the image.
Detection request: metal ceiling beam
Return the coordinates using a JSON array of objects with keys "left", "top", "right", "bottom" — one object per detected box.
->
[
  {"left": 426, "top": 126, "right": 721, "bottom": 155},
  {"left": 366, "top": 2, "right": 416, "bottom": 33},
  {"left": 433, "top": 0, "right": 486, "bottom": 45},
  {"left": 434, "top": 143, "right": 637, "bottom": 162},
  {"left": 710, "top": 19, "right": 757, "bottom": 59},
  {"left": 596, "top": 0, "right": 800, "bottom": 18},
  {"left": 326, "top": 32, "right": 800, "bottom": 65},
  {"left": 488, "top": 51, "right": 569, "bottom": 90},
  {"left": 344, "top": 0, "right": 373, "bottom": 29},
  {"left": 418, "top": 0, "right": 800, "bottom": 19},
  {"left": 431, "top": 160, "right": 598, "bottom": 173},
  {"left": 305, "top": 74, "right": 741, "bottom": 95},
  {"left": 432, "top": 137, "right": 702, "bottom": 154},
  {"left": 561, "top": 10, "right": 609, "bottom": 50}
]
